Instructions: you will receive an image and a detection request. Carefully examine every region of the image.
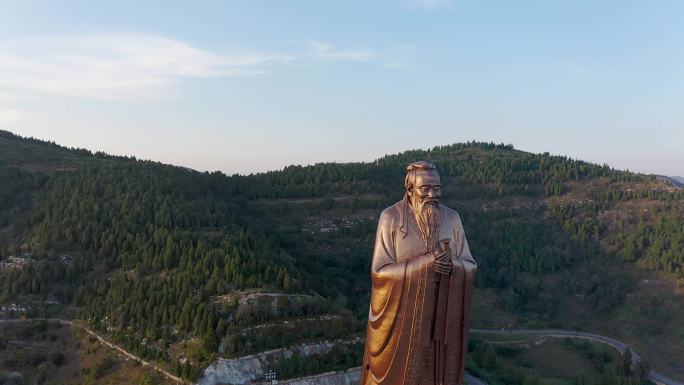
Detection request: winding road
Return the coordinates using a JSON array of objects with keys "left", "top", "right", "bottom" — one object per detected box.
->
[
  {"left": 471, "top": 328, "right": 684, "bottom": 385},
  {"left": 464, "top": 372, "right": 488, "bottom": 385},
  {"left": 3, "top": 318, "right": 683, "bottom": 385}
]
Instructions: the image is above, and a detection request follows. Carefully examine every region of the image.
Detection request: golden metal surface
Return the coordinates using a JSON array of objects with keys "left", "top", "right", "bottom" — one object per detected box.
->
[{"left": 361, "top": 161, "right": 477, "bottom": 385}]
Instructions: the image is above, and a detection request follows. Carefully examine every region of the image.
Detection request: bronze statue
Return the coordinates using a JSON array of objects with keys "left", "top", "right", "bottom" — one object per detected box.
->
[{"left": 360, "top": 161, "right": 477, "bottom": 385}]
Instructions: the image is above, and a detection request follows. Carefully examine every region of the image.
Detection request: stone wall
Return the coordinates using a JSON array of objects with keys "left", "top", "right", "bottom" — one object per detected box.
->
[{"left": 197, "top": 339, "right": 361, "bottom": 385}]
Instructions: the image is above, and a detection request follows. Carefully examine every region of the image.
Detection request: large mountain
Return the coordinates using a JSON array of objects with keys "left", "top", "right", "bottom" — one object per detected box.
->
[{"left": 1, "top": 130, "right": 683, "bottom": 381}]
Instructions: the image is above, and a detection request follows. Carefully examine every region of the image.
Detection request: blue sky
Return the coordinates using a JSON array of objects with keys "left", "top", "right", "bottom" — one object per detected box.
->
[{"left": 1, "top": 0, "right": 682, "bottom": 176}]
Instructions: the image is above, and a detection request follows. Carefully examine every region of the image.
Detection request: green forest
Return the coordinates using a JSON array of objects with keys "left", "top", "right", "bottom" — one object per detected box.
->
[{"left": 1, "top": 130, "right": 682, "bottom": 382}]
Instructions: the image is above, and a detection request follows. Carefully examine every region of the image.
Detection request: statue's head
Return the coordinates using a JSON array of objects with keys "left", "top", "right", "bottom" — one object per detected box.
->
[
  {"left": 405, "top": 161, "right": 441, "bottom": 207},
  {"left": 405, "top": 161, "right": 441, "bottom": 249}
]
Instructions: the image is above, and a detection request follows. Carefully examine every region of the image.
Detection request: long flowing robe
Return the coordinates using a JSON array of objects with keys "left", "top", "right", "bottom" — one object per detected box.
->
[{"left": 360, "top": 198, "right": 477, "bottom": 385}]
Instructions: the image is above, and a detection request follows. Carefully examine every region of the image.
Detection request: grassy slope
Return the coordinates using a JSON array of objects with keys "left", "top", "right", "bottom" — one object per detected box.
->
[
  {"left": 468, "top": 334, "right": 628, "bottom": 385},
  {"left": 0, "top": 321, "right": 175, "bottom": 385},
  {"left": 546, "top": 180, "right": 684, "bottom": 379},
  {"left": 0, "top": 130, "right": 104, "bottom": 172}
]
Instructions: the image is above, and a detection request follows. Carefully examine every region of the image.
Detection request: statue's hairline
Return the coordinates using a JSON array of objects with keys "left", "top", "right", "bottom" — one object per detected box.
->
[{"left": 404, "top": 163, "right": 440, "bottom": 191}]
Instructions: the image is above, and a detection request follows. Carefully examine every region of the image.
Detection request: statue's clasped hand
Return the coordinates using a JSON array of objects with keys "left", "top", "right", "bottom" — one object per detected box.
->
[{"left": 433, "top": 245, "right": 452, "bottom": 276}]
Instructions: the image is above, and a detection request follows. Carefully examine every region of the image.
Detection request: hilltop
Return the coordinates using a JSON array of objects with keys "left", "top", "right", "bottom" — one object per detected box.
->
[
  {"left": 1, "top": 130, "right": 683, "bottom": 382},
  {"left": 655, "top": 175, "right": 684, "bottom": 188}
]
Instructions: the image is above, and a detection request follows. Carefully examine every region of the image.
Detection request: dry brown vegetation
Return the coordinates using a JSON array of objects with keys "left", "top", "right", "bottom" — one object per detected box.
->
[{"left": 0, "top": 320, "right": 175, "bottom": 385}]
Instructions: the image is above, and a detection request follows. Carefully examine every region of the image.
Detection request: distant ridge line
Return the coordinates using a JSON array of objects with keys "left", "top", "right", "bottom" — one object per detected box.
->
[{"left": 654, "top": 175, "right": 684, "bottom": 188}]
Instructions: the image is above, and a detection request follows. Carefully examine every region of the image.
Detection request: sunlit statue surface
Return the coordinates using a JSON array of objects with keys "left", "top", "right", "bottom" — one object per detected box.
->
[{"left": 360, "top": 161, "right": 477, "bottom": 385}]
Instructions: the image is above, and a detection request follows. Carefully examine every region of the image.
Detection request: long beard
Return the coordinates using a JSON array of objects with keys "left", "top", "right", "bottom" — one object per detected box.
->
[{"left": 412, "top": 200, "right": 440, "bottom": 252}]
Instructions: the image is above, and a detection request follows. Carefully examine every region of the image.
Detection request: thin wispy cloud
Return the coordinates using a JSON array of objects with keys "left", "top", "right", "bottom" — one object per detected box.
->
[
  {"left": 0, "top": 34, "right": 292, "bottom": 101},
  {"left": 0, "top": 34, "right": 406, "bottom": 102},
  {"left": 0, "top": 109, "right": 30, "bottom": 127},
  {"left": 306, "top": 41, "right": 378, "bottom": 62},
  {"left": 0, "top": 92, "right": 35, "bottom": 101}
]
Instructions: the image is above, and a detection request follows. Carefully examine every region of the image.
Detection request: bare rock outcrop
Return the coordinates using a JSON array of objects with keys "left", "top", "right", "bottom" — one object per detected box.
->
[{"left": 197, "top": 339, "right": 361, "bottom": 385}]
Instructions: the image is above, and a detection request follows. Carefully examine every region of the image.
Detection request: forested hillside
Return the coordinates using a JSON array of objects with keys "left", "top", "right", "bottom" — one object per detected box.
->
[{"left": 1, "top": 130, "right": 683, "bottom": 381}]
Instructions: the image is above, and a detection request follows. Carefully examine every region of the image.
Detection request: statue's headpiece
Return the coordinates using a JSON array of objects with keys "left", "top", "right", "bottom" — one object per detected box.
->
[{"left": 404, "top": 161, "right": 439, "bottom": 191}]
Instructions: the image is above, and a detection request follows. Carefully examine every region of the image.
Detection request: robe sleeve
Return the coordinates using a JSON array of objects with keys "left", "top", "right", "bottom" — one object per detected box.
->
[
  {"left": 443, "top": 211, "right": 478, "bottom": 384},
  {"left": 452, "top": 213, "right": 476, "bottom": 266}
]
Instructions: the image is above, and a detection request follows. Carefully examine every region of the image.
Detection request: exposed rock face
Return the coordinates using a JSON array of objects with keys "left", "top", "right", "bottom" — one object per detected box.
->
[
  {"left": 197, "top": 339, "right": 361, "bottom": 385},
  {"left": 198, "top": 354, "right": 265, "bottom": 385}
]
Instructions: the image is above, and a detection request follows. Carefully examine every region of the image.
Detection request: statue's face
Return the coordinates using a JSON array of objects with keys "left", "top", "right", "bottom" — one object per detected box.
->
[{"left": 409, "top": 171, "right": 441, "bottom": 206}]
